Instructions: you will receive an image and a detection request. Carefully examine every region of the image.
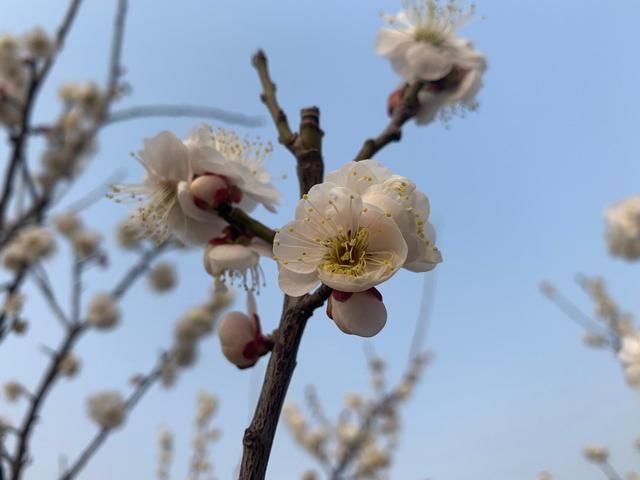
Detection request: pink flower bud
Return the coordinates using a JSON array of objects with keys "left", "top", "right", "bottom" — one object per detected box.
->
[
  {"left": 217, "top": 310, "right": 270, "bottom": 369},
  {"left": 327, "top": 287, "right": 387, "bottom": 337},
  {"left": 387, "top": 86, "right": 407, "bottom": 116},
  {"left": 190, "top": 174, "right": 229, "bottom": 209}
]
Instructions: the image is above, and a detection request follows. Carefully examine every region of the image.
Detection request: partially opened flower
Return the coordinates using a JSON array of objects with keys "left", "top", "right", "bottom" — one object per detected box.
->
[
  {"left": 87, "top": 391, "right": 125, "bottom": 429},
  {"left": 274, "top": 183, "right": 408, "bottom": 296},
  {"left": 376, "top": 1, "right": 486, "bottom": 124},
  {"left": 217, "top": 292, "right": 271, "bottom": 369},
  {"left": 325, "top": 160, "right": 441, "bottom": 272},
  {"left": 327, "top": 288, "right": 387, "bottom": 337},
  {"left": 204, "top": 235, "right": 271, "bottom": 291}
]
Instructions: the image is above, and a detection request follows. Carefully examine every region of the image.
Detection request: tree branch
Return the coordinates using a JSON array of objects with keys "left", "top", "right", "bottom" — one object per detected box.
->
[
  {"left": 104, "top": 105, "right": 263, "bottom": 128},
  {"left": 0, "top": 0, "right": 83, "bottom": 231},
  {"left": 352, "top": 81, "right": 425, "bottom": 162},
  {"left": 238, "top": 51, "right": 328, "bottom": 480},
  {"left": 215, "top": 204, "right": 276, "bottom": 245}
]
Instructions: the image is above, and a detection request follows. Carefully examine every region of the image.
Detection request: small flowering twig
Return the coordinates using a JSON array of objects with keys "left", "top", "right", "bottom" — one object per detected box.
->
[
  {"left": 8, "top": 242, "right": 166, "bottom": 479},
  {"left": 58, "top": 356, "right": 165, "bottom": 480},
  {"left": 353, "top": 81, "right": 426, "bottom": 163},
  {"left": 0, "top": 0, "right": 83, "bottom": 231},
  {"left": 0, "top": 268, "right": 27, "bottom": 342}
]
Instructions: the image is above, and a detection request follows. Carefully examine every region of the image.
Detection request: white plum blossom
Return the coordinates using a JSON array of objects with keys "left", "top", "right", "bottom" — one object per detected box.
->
[
  {"left": 147, "top": 262, "right": 177, "bottom": 292},
  {"left": 22, "top": 27, "right": 51, "bottom": 58},
  {"left": 53, "top": 211, "right": 83, "bottom": 237},
  {"left": 583, "top": 445, "right": 609, "bottom": 464},
  {"left": 274, "top": 182, "right": 408, "bottom": 296},
  {"left": 87, "top": 391, "right": 126, "bottom": 428},
  {"left": 217, "top": 292, "right": 269, "bottom": 369},
  {"left": 112, "top": 126, "right": 279, "bottom": 245},
  {"left": 110, "top": 131, "right": 227, "bottom": 244},
  {"left": 376, "top": 0, "right": 486, "bottom": 124},
  {"left": 619, "top": 333, "right": 640, "bottom": 389},
  {"left": 605, "top": 196, "right": 640, "bottom": 260},
  {"left": 325, "top": 160, "right": 441, "bottom": 272},
  {"left": 327, "top": 288, "right": 387, "bottom": 337}
]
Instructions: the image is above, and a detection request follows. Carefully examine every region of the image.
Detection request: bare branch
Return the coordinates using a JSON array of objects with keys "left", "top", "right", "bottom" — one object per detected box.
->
[
  {"left": 105, "top": 104, "right": 263, "bottom": 128},
  {"left": 31, "top": 264, "right": 70, "bottom": 327},
  {"left": 352, "top": 81, "right": 425, "bottom": 162}
]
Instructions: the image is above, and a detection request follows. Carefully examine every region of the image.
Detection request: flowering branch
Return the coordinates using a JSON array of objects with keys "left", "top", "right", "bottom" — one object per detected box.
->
[
  {"left": 58, "top": 355, "right": 165, "bottom": 480},
  {"left": 353, "top": 81, "right": 425, "bottom": 162},
  {"left": 0, "top": 0, "right": 83, "bottom": 231},
  {"left": 8, "top": 242, "right": 166, "bottom": 479},
  {"left": 238, "top": 51, "right": 329, "bottom": 480}
]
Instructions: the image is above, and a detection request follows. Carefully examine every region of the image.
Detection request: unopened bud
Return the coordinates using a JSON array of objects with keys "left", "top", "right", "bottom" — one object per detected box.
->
[
  {"left": 217, "top": 311, "right": 269, "bottom": 369},
  {"left": 190, "top": 174, "right": 229, "bottom": 209},
  {"left": 327, "top": 287, "right": 387, "bottom": 337}
]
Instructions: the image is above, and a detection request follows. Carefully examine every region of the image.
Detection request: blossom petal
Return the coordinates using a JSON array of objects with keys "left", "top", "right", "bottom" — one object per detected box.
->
[
  {"left": 139, "top": 131, "right": 190, "bottom": 182},
  {"left": 278, "top": 266, "right": 320, "bottom": 297}
]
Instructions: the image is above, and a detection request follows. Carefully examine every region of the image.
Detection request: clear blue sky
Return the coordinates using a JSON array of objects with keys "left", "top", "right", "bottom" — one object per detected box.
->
[{"left": 1, "top": 0, "right": 640, "bottom": 479}]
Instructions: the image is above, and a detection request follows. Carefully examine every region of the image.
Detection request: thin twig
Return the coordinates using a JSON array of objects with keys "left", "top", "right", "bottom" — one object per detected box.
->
[
  {"left": 59, "top": 358, "right": 164, "bottom": 480},
  {"left": 215, "top": 204, "right": 276, "bottom": 245},
  {"left": 0, "top": 268, "right": 28, "bottom": 344},
  {"left": 105, "top": 105, "right": 263, "bottom": 128},
  {"left": 352, "top": 81, "right": 425, "bottom": 162},
  {"left": 31, "top": 264, "right": 69, "bottom": 327}
]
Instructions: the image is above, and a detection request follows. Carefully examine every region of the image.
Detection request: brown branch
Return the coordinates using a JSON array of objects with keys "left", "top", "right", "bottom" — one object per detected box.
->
[
  {"left": 58, "top": 357, "right": 164, "bottom": 480},
  {"left": 104, "top": 105, "right": 263, "bottom": 128},
  {"left": 0, "top": 0, "right": 83, "bottom": 231},
  {"left": 352, "top": 81, "right": 425, "bottom": 162},
  {"left": 251, "top": 50, "right": 297, "bottom": 151},
  {"left": 215, "top": 204, "right": 276, "bottom": 245},
  {"left": 0, "top": 268, "right": 27, "bottom": 343},
  {"left": 238, "top": 51, "right": 329, "bottom": 480}
]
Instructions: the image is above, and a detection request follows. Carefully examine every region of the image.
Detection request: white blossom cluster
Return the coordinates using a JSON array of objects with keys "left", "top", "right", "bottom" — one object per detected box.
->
[
  {"left": 0, "top": 28, "right": 52, "bottom": 127},
  {"left": 376, "top": 0, "right": 486, "bottom": 124},
  {"left": 1, "top": 226, "right": 55, "bottom": 272}
]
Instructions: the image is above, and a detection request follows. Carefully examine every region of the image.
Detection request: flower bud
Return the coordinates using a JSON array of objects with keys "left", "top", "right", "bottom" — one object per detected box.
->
[
  {"left": 327, "top": 288, "right": 387, "bottom": 337},
  {"left": 217, "top": 311, "right": 261, "bottom": 369},
  {"left": 387, "top": 86, "right": 406, "bottom": 116},
  {"left": 190, "top": 174, "right": 229, "bottom": 208}
]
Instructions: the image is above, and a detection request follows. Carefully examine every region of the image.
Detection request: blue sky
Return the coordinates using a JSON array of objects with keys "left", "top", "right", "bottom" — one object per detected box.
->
[{"left": 1, "top": 0, "right": 640, "bottom": 479}]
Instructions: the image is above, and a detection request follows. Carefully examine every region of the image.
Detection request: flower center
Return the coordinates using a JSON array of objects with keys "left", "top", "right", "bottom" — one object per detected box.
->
[
  {"left": 320, "top": 228, "right": 370, "bottom": 277},
  {"left": 405, "top": 0, "right": 474, "bottom": 46}
]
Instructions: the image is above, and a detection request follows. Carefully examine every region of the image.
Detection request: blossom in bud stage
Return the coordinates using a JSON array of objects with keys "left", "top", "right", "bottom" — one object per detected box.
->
[
  {"left": 147, "top": 262, "right": 177, "bottom": 292},
  {"left": 86, "top": 293, "right": 120, "bottom": 330},
  {"left": 58, "top": 353, "right": 81, "bottom": 378},
  {"left": 619, "top": 333, "right": 640, "bottom": 388},
  {"left": 605, "top": 196, "right": 640, "bottom": 260},
  {"left": 217, "top": 292, "right": 270, "bottom": 369},
  {"left": 327, "top": 288, "right": 387, "bottom": 337},
  {"left": 583, "top": 445, "right": 609, "bottom": 464},
  {"left": 3, "top": 381, "right": 24, "bottom": 402},
  {"left": 22, "top": 27, "right": 51, "bottom": 58},
  {"left": 376, "top": 1, "right": 486, "bottom": 124},
  {"left": 204, "top": 237, "right": 271, "bottom": 291},
  {"left": 53, "top": 211, "right": 83, "bottom": 237},
  {"left": 2, "top": 293, "right": 24, "bottom": 315},
  {"left": 344, "top": 392, "right": 363, "bottom": 409},
  {"left": 195, "top": 391, "right": 218, "bottom": 425},
  {"left": 87, "top": 391, "right": 126, "bottom": 428},
  {"left": 11, "top": 318, "right": 28, "bottom": 335},
  {"left": 71, "top": 230, "right": 102, "bottom": 258},
  {"left": 274, "top": 182, "right": 408, "bottom": 296},
  {"left": 325, "top": 160, "right": 441, "bottom": 272}
]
